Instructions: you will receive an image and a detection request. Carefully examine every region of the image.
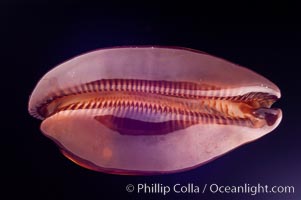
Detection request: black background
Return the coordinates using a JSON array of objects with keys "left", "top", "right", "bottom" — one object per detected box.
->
[{"left": 2, "top": 1, "right": 300, "bottom": 200}]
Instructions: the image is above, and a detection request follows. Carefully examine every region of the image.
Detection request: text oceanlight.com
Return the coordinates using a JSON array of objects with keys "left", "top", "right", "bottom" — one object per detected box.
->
[{"left": 125, "top": 183, "right": 294, "bottom": 196}]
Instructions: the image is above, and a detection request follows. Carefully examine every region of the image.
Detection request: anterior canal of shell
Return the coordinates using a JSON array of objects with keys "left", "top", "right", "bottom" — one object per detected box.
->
[{"left": 28, "top": 47, "right": 282, "bottom": 175}]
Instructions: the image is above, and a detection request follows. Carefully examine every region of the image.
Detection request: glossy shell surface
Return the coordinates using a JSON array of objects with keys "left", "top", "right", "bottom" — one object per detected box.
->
[{"left": 28, "top": 47, "right": 282, "bottom": 174}]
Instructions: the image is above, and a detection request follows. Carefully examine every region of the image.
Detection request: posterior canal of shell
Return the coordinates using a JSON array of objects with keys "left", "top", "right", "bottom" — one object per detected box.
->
[{"left": 28, "top": 47, "right": 282, "bottom": 175}]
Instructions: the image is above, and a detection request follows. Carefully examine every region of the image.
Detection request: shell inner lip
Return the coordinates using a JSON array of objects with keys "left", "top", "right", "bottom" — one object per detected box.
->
[{"left": 36, "top": 88, "right": 280, "bottom": 133}]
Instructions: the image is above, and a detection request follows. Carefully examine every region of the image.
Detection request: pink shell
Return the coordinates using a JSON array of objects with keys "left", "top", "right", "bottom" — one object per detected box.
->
[{"left": 28, "top": 47, "right": 282, "bottom": 174}]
